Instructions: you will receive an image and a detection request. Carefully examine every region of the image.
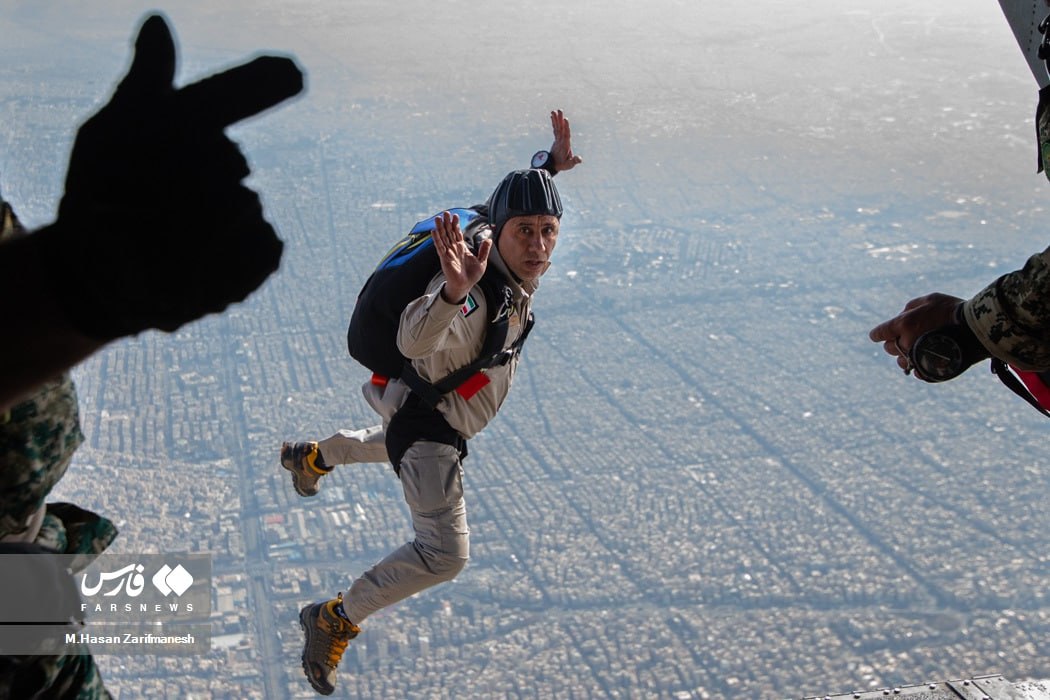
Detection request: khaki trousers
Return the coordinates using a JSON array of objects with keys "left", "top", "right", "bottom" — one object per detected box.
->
[{"left": 318, "top": 429, "right": 469, "bottom": 624}]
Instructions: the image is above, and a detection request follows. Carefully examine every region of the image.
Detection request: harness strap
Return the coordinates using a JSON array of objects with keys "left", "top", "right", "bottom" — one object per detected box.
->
[
  {"left": 991, "top": 359, "right": 1050, "bottom": 418},
  {"left": 399, "top": 312, "right": 535, "bottom": 410},
  {"left": 385, "top": 393, "right": 466, "bottom": 477}
]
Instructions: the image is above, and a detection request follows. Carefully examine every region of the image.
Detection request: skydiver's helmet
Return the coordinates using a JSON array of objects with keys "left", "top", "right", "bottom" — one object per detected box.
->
[{"left": 487, "top": 168, "right": 562, "bottom": 240}]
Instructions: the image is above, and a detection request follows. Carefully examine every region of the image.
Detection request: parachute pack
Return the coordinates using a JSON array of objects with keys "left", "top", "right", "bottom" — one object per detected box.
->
[{"left": 346, "top": 206, "right": 533, "bottom": 407}]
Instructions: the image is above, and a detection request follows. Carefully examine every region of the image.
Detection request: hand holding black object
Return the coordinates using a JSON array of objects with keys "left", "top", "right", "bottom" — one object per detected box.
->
[
  {"left": 908, "top": 323, "right": 988, "bottom": 382},
  {"left": 35, "top": 13, "right": 305, "bottom": 340},
  {"left": 868, "top": 293, "right": 988, "bottom": 381}
]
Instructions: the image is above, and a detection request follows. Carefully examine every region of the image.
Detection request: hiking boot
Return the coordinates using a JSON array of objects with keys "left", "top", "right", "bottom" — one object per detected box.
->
[
  {"left": 299, "top": 593, "right": 360, "bottom": 696},
  {"left": 281, "top": 441, "right": 329, "bottom": 497}
]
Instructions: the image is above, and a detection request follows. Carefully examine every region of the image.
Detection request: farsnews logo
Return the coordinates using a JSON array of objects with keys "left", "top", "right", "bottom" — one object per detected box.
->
[
  {"left": 80, "top": 564, "right": 147, "bottom": 597},
  {"left": 74, "top": 553, "right": 209, "bottom": 622},
  {"left": 81, "top": 562, "right": 195, "bottom": 598},
  {"left": 152, "top": 564, "right": 193, "bottom": 597}
]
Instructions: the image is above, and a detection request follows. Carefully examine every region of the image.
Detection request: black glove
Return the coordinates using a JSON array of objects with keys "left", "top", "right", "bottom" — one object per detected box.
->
[{"left": 34, "top": 13, "right": 304, "bottom": 340}]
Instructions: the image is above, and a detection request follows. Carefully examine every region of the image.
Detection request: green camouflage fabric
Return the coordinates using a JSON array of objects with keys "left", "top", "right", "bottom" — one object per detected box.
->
[
  {"left": 35, "top": 503, "right": 118, "bottom": 564},
  {"left": 0, "top": 374, "right": 83, "bottom": 538},
  {"left": 0, "top": 651, "right": 112, "bottom": 700},
  {"left": 0, "top": 200, "right": 114, "bottom": 698},
  {"left": 0, "top": 381, "right": 116, "bottom": 700},
  {"left": 964, "top": 247, "right": 1050, "bottom": 371}
]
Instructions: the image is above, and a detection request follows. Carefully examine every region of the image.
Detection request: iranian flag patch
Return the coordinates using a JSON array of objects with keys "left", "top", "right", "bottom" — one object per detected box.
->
[{"left": 460, "top": 293, "right": 478, "bottom": 317}]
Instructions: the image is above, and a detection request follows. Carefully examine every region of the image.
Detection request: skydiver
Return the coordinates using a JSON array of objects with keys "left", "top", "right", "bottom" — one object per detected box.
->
[
  {"left": 280, "top": 110, "right": 581, "bottom": 696},
  {"left": 0, "top": 13, "right": 304, "bottom": 412}
]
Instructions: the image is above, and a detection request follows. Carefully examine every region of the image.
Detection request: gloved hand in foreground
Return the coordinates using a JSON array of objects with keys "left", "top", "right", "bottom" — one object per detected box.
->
[{"left": 34, "top": 13, "right": 305, "bottom": 340}]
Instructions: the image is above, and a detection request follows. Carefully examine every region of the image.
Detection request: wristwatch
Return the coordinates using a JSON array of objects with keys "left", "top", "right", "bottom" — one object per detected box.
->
[
  {"left": 908, "top": 308, "right": 988, "bottom": 382},
  {"left": 531, "top": 150, "right": 557, "bottom": 175}
]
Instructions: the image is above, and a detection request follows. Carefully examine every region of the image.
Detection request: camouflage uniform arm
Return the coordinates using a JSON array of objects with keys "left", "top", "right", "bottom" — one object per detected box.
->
[{"left": 962, "top": 247, "right": 1050, "bottom": 371}]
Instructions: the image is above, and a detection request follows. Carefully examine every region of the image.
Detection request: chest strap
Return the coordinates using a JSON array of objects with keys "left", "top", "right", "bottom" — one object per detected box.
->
[{"left": 397, "top": 312, "right": 534, "bottom": 409}]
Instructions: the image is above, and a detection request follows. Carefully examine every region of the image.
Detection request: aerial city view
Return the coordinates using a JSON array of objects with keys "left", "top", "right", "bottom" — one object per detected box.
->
[{"left": 3, "top": 0, "right": 1050, "bottom": 697}]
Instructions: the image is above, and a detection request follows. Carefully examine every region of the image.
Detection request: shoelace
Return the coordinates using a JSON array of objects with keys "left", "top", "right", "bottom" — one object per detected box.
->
[
  {"left": 325, "top": 635, "right": 349, "bottom": 668},
  {"left": 317, "top": 596, "right": 358, "bottom": 669}
]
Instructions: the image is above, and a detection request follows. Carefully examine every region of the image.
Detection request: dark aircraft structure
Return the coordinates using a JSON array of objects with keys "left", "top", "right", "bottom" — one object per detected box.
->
[{"left": 805, "top": 674, "right": 1050, "bottom": 699}]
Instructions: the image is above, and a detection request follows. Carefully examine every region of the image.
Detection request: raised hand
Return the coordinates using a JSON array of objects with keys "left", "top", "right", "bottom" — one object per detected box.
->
[
  {"left": 549, "top": 109, "right": 582, "bottom": 173},
  {"left": 35, "top": 13, "right": 305, "bottom": 340},
  {"left": 432, "top": 211, "right": 491, "bottom": 304}
]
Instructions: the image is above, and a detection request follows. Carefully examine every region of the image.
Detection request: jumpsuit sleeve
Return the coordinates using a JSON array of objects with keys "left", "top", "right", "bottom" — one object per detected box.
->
[
  {"left": 397, "top": 275, "right": 485, "bottom": 360},
  {"left": 962, "top": 246, "right": 1050, "bottom": 371}
]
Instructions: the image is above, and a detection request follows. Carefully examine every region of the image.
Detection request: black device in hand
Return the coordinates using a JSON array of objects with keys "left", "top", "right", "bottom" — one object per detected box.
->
[{"left": 908, "top": 318, "right": 988, "bottom": 383}]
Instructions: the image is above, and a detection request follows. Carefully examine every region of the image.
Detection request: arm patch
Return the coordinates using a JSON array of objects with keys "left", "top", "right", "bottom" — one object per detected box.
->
[{"left": 460, "top": 293, "right": 479, "bottom": 318}]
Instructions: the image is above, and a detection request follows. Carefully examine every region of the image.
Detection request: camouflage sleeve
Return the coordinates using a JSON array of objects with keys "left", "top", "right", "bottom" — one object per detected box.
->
[
  {"left": 962, "top": 247, "right": 1050, "bottom": 371},
  {"left": 0, "top": 374, "right": 83, "bottom": 538}
]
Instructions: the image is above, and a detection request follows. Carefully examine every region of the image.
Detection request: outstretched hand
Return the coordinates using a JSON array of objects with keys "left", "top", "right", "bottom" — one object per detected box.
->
[
  {"left": 549, "top": 109, "right": 582, "bottom": 173},
  {"left": 869, "top": 293, "right": 963, "bottom": 374},
  {"left": 432, "top": 211, "right": 491, "bottom": 304},
  {"left": 37, "top": 13, "right": 305, "bottom": 340}
]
